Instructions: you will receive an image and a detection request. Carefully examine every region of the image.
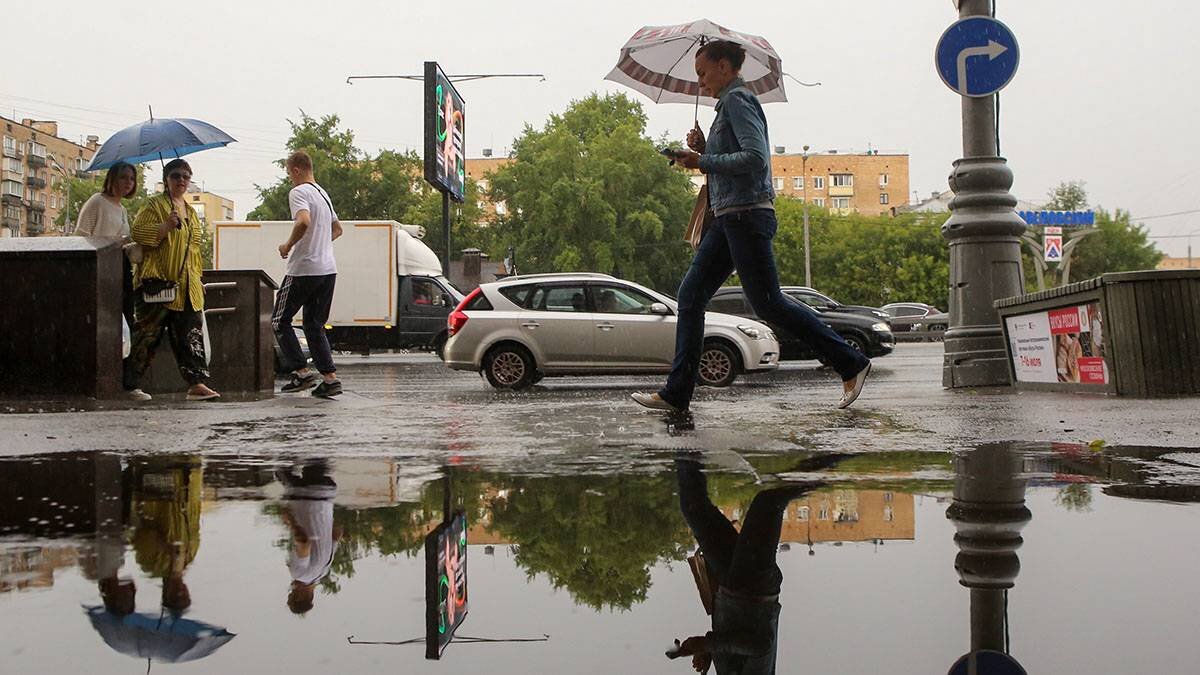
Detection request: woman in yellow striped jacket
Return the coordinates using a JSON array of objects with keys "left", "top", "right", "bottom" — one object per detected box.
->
[{"left": 122, "top": 158, "right": 220, "bottom": 402}]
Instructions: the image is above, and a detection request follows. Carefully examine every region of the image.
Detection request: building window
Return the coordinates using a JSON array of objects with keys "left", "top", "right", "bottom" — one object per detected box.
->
[
  {"left": 813, "top": 197, "right": 825, "bottom": 207},
  {"left": 27, "top": 142, "right": 47, "bottom": 159},
  {"left": 831, "top": 173, "right": 853, "bottom": 187},
  {"left": 884, "top": 507, "right": 894, "bottom": 522},
  {"left": 818, "top": 505, "right": 830, "bottom": 520},
  {"left": 3, "top": 205, "right": 20, "bottom": 221},
  {"left": 50, "top": 195, "right": 57, "bottom": 209},
  {"left": 4, "top": 158, "right": 22, "bottom": 174},
  {"left": 477, "top": 178, "right": 489, "bottom": 191},
  {"left": 879, "top": 173, "right": 890, "bottom": 188},
  {"left": 773, "top": 177, "right": 784, "bottom": 190},
  {"left": 224, "top": 207, "right": 234, "bottom": 220},
  {"left": 832, "top": 197, "right": 850, "bottom": 209},
  {"left": 2, "top": 136, "right": 15, "bottom": 153},
  {"left": 884, "top": 492, "right": 893, "bottom": 502},
  {"left": 494, "top": 200, "right": 507, "bottom": 216},
  {"left": 812, "top": 176, "right": 825, "bottom": 190},
  {"left": 792, "top": 176, "right": 803, "bottom": 189},
  {"left": 879, "top": 193, "right": 889, "bottom": 205},
  {"left": 75, "top": 158, "right": 85, "bottom": 171},
  {"left": 797, "top": 506, "right": 809, "bottom": 521},
  {"left": 1, "top": 180, "right": 23, "bottom": 198}
]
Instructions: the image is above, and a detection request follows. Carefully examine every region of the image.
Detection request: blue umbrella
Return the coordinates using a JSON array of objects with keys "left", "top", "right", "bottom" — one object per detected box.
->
[
  {"left": 85, "top": 117, "right": 236, "bottom": 172},
  {"left": 85, "top": 606, "right": 236, "bottom": 664}
]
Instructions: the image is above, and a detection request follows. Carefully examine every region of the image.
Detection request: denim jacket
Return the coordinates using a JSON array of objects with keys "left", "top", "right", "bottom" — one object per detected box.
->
[{"left": 698, "top": 77, "right": 776, "bottom": 212}]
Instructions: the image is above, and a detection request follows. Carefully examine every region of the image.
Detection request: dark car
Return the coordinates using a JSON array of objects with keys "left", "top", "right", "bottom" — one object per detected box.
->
[
  {"left": 881, "top": 303, "right": 949, "bottom": 340},
  {"left": 782, "top": 287, "right": 891, "bottom": 322},
  {"left": 710, "top": 287, "right": 895, "bottom": 360}
]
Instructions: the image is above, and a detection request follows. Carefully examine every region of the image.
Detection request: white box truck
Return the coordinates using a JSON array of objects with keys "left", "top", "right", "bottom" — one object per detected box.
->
[{"left": 213, "top": 220, "right": 464, "bottom": 353}]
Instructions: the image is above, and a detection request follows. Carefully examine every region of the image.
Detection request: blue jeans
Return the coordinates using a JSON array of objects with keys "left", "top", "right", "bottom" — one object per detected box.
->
[{"left": 658, "top": 209, "right": 869, "bottom": 408}]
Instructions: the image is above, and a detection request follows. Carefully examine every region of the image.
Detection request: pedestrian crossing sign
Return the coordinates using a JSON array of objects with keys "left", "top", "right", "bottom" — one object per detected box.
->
[{"left": 1044, "top": 235, "right": 1063, "bottom": 262}]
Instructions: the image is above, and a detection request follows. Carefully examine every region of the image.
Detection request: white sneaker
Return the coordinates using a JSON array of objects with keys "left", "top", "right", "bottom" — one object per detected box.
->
[
  {"left": 631, "top": 392, "right": 683, "bottom": 412},
  {"left": 838, "top": 362, "right": 872, "bottom": 409},
  {"left": 126, "top": 388, "right": 152, "bottom": 402}
]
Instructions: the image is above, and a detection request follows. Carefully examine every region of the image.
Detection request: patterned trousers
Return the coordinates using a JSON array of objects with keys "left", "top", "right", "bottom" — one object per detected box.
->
[{"left": 123, "top": 294, "right": 209, "bottom": 390}]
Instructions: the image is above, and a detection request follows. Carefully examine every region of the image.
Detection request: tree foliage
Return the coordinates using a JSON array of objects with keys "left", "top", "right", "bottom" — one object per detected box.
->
[
  {"left": 487, "top": 93, "right": 695, "bottom": 292},
  {"left": 772, "top": 199, "right": 951, "bottom": 308},
  {"left": 1044, "top": 180, "right": 1088, "bottom": 211},
  {"left": 248, "top": 112, "right": 486, "bottom": 264},
  {"left": 1068, "top": 207, "right": 1162, "bottom": 281}
]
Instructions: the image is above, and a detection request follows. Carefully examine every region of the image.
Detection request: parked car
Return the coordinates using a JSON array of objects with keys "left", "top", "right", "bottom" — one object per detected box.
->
[
  {"left": 710, "top": 287, "right": 895, "bottom": 360},
  {"left": 881, "top": 303, "right": 949, "bottom": 339},
  {"left": 442, "top": 273, "right": 780, "bottom": 389},
  {"left": 781, "top": 287, "right": 891, "bottom": 322}
]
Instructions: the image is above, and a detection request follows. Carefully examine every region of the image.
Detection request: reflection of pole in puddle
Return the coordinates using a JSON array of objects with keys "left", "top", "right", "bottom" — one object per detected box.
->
[{"left": 945, "top": 444, "right": 1030, "bottom": 671}]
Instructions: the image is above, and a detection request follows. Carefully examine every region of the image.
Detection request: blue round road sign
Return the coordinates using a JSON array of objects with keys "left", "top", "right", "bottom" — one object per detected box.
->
[{"left": 936, "top": 17, "right": 1020, "bottom": 97}]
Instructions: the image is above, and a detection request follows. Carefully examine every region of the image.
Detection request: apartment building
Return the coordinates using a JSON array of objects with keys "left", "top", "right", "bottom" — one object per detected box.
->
[
  {"left": 154, "top": 181, "right": 235, "bottom": 231},
  {"left": 770, "top": 151, "right": 910, "bottom": 216},
  {"left": 1, "top": 116, "right": 99, "bottom": 237}
]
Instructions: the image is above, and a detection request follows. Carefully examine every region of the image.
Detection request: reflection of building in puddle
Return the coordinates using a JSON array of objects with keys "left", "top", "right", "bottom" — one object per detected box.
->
[
  {"left": 718, "top": 490, "right": 915, "bottom": 544},
  {"left": 0, "top": 544, "right": 81, "bottom": 593}
]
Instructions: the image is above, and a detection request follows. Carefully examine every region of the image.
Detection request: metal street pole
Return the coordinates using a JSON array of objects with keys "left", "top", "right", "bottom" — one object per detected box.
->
[
  {"left": 801, "top": 145, "right": 811, "bottom": 285},
  {"left": 941, "top": 0, "right": 1028, "bottom": 387}
]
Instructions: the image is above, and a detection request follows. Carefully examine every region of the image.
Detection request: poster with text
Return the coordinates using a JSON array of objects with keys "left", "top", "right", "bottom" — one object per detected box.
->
[
  {"left": 1007, "top": 303, "right": 1107, "bottom": 385},
  {"left": 425, "top": 512, "right": 468, "bottom": 659}
]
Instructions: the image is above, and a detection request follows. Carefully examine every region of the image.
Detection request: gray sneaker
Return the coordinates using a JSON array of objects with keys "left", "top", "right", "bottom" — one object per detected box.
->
[{"left": 126, "top": 388, "right": 152, "bottom": 402}]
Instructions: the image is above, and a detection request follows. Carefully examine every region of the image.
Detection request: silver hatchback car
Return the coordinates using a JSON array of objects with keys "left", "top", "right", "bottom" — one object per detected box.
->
[{"left": 442, "top": 273, "right": 780, "bottom": 389}]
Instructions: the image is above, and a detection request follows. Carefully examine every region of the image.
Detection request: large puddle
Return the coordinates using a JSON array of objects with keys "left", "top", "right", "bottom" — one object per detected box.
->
[{"left": 2, "top": 443, "right": 1198, "bottom": 673}]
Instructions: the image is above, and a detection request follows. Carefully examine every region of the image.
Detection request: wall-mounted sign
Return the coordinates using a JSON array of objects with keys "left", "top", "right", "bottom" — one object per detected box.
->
[
  {"left": 1005, "top": 303, "right": 1108, "bottom": 385},
  {"left": 1018, "top": 210, "right": 1095, "bottom": 227}
]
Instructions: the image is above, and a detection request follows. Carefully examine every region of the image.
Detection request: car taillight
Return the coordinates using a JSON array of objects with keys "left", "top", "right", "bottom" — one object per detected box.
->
[{"left": 447, "top": 288, "right": 480, "bottom": 337}]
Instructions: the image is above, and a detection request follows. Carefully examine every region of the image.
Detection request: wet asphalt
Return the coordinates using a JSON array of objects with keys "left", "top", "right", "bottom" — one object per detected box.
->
[{"left": 2, "top": 343, "right": 1198, "bottom": 463}]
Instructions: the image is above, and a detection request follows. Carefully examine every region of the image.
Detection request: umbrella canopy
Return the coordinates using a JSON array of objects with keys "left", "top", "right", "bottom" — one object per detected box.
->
[
  {"left": 85, "top": 606, "right": 236, "bottom": 663},
  {"left": 605, "top": 19, "right": 787, "bottom": 107},
  {"left": 85, "top": 118, "right": 236, "bottom": 172}
]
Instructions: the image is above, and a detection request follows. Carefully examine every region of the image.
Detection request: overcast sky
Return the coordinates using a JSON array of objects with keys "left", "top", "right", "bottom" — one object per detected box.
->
[{"left": 6, "top": 1, "right": 1198, "bottom": 256}]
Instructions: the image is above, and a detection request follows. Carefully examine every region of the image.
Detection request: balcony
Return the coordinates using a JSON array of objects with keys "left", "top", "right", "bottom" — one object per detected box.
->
[
  {"left": 27, "top": 153, "right": 46, "bottom": 169},
  {"left": 2, "top": 146, "right": 22, "bottom": 160},
  {"left": 2, "top": 213, "right": 20, "bottom": 229},
  {"left": 28, "top": 199, "right": 45, "bottom": 212},
  {"left": 26, "top": 220, "right": 45, "bottom": 235},
  {"left": 26, "top": 176, "right": 46, "bottom": 190},
  {"left": 1, "top": 193, "right": 23, "bottom": 206},
  {"left": 828, "top": 185, "right": 855, "bottom": 197}
]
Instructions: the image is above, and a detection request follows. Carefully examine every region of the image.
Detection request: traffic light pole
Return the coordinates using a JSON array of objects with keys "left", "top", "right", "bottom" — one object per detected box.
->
[{"left": 941, "top": 0, "right": 1028, "bottom": 388}]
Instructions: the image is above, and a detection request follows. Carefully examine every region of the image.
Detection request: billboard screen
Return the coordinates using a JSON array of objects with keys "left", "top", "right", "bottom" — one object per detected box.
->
[
  {"left": 424, "top": 61, "right": 466, "bottom": 203},
  {"left": 424, "top": 511, "right": 468, "bottom": 659}
]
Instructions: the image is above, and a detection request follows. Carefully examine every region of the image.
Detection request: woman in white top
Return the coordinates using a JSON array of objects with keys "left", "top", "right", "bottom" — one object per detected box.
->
[{"left": 75, "top": 162, "right": 138, "bottom": 329}]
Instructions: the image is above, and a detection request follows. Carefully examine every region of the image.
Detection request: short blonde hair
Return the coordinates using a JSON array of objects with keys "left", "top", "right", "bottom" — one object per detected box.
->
[{"left": 286, "top": 150, "right": 313, "bottom": 173}]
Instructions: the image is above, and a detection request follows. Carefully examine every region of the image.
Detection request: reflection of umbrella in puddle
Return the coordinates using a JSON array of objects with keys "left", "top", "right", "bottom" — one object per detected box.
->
[{"left": 85, "top": 606, "right": 235, "bottom": 664}]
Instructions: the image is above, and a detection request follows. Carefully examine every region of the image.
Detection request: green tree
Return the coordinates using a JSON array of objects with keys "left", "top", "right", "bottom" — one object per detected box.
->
[
  {"left": 488, "top": 92, "right": 694, "bottom": 292},
  {"left": 1045, "top": 180, "right": 1088, "bottom": 211},
  {"left": 249, "top": 112, "right": 486, "bottom": 265},
  {"left": 486, "top": 474, "right": 693, "bottom": 611},
  {"left": 772, "top": 199, "right": 951, "bottom": 308},
  {"left": 1068, "top": 207, "right": 1162, "bottom": 281}
]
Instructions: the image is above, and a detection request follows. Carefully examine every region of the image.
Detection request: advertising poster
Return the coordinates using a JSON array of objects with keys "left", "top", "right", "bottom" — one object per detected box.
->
[
  {"left": 1005, "top": 311, "right": 1057, "bottom": 382},
  {"left": 1006, "top": 302, "right": 1108, "bottom": 385},
  {"left": 425, "top": 512, "right": 468, "bottom": 659},
  {"left": 423, "top": 62, "right": 466, "bottom": 202}
]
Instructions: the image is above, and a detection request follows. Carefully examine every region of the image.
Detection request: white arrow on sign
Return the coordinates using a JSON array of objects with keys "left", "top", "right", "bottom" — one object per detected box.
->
[{"left": 956, "top": 40, "right": 1008, "bottom": 95}]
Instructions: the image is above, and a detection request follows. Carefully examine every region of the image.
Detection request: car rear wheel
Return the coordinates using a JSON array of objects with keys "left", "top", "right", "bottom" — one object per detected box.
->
[
  {"left": 483, "top": 343, "right": 535, "bottom": 390},
  {"left": 699, "top": 341, "right": 739, "bottom": 388}
]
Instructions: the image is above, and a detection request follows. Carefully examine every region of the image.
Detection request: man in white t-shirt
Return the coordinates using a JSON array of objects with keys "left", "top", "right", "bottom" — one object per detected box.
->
[{"left": 273, "top": 150, "right": 344, "bottom": 398}]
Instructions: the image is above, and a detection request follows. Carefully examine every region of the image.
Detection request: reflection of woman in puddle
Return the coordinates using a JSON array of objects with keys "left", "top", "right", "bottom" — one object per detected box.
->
[
  {"left": 669, "top": 454, "right": 841, "bottom": 674},
  {"left": 277, "top": 461, "right": 340, "bottom": 615},
  {"left": 129, "top": 456, "right": 202, "bottom": 614}
]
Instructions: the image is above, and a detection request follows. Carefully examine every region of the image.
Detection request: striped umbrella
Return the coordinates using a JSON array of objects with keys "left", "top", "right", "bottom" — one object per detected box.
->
[{"left": 605, "top": 19, "right": 802, "bottom": 116}]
